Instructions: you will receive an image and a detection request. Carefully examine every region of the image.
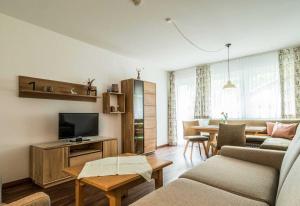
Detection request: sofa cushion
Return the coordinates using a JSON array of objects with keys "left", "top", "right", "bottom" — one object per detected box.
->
[
  {"left": 260, "top": 138, "right": 291, "bottom": 151},
  {"left": 130, "top": 178, "right": 269, "bottom": 206},
  {"left": 266, "top": 122, "right": 275, "bottom": 135},
  {"left": 180, "top": 155, "right": 278, "bottom": 205},
  {"left": 246, "top": 135, "right": 270, "bottom": 143},
  {"left": 276, "top": 154, "right": 300, "bottom": 206},
  {"left": 271, "top": 122, "right": 298, "bottom": 139}
]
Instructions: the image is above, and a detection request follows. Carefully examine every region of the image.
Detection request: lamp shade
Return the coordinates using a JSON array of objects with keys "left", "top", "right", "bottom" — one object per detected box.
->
[{"left": 223, "top": 80, "right": 236, "bottom": 89}]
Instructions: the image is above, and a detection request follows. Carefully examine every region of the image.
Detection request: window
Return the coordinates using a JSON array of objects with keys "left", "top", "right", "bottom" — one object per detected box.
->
[
  {"left": 175, "top": 68, "right": 196, "bottom": 144},
  {"left": 210, "top": 51, "right": 281, "bottom": 119}
]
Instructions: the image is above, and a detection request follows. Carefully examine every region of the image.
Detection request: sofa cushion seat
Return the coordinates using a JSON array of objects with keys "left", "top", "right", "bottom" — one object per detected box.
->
[
  {"left": 180, "top": 155, "right": 278, "bottom": 205},
  {"left": 260, "top": 138, "right": 290, "bottom": 151},
  {"left": 130, "top": 178, "right": 269, "bottom": 206},
  {"left": 246, "top": 135, "right": 270, "bottom": 143}
]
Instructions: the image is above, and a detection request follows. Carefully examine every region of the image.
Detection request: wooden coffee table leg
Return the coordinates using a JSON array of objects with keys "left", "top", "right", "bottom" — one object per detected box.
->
[
  {"left": 105, "top": 190, "right": 122, "bottom": 206},
  {"left": 75, "top": 179, "right": 84, "bottom": 206},
  {"left": 154, "top": 169, "right": 163, "bottom": 189},
  {"left": 121, "top": 190, "right": 128, "bottom": 198}
]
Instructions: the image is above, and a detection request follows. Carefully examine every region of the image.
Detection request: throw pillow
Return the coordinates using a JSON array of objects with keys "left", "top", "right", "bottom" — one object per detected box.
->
[
  {"left": 271, "top": 122, "right": 298, "bottom": 139},
  {"left": 266, "top": 122, "right": 275, "bottom": 136}
]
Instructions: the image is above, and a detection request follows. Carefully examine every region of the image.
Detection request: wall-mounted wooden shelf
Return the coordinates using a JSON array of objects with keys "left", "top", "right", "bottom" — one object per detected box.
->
[
  {"left": 19, "top": 76, "right": 98, "bottom": 102},
  {"left": 102, "top": 92, "right": 125, "bottom": 114}
]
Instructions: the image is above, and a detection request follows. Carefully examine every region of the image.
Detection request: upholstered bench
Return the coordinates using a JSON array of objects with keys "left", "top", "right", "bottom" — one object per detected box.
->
[
  {"left": 246, "top": 135, "right": 291, "bottom": 151},
  {"left": 260, "top": 137, "right": 291, "bottom": 151}
]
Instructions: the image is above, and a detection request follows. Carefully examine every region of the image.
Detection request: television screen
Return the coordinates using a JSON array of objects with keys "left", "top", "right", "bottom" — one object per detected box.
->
[{"left": 59, "top": 113, "right": 99, "bottom": 139}]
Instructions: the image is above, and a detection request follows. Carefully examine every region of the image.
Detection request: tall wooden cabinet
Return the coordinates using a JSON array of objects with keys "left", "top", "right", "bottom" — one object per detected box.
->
[{"left": 121, "top": 79, "right": 157, "bottom": 154}]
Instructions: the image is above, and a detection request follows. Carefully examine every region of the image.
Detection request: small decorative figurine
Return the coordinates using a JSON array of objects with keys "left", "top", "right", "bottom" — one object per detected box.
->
[
  {"left": 86, "top": 78, "right": 97, "bottom": 96},
  {"left": 136, "top": 68, "right": 144, "bottom": 80},
  {"left": 112, "top": 84, "right": 119, "bottom": 93},
  {"left": 70, "top": 88, "right": 77, "bottom": 95},
  {"left": 110, "top": 106, "right": 116, "bottom": 112},
  {"left": 46, "top": 86, "right": 54, "bottom": 92},
  {"left": 28, "top": 81, "right": 36, "bottom": 90}
]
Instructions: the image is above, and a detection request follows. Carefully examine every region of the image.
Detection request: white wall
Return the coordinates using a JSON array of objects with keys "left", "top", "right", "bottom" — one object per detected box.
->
[{"left": 0, "top": 13, "right": 168, "bottom": 183}]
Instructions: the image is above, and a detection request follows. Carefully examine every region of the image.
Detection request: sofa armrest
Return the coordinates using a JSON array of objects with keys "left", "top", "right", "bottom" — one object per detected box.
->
[
  {"left": 7, "top": 192, "right": 50, "bottom": 206},
  {"left": 220, "top": 146, "right": 285, "bottom": 170}
]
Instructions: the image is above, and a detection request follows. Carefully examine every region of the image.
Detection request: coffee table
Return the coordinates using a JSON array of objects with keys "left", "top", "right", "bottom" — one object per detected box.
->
[{"left": 63, "top": 156, "right": 172, "bottom": 206}]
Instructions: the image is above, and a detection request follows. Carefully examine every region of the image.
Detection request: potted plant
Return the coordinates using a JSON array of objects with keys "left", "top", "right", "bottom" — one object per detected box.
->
[{"left": 220, "top": 112, "right": 228, "bottom": 124}]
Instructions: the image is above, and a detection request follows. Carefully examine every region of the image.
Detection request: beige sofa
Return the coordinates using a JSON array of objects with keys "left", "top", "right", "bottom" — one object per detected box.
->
[
  {"left": 208, "top": 119, "right": 300, "bottom": 151},
  {"left": 131, "top": 124, "right": 300, "bottom": 206},
  {"left": 0, "top": 193, "right": 50, "bottom": 206}
]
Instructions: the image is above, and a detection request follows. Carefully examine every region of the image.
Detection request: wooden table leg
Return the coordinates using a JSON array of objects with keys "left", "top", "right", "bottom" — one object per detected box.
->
[
  {"left": 154, "top": 169, "right": 163, "bottom": 189},
  {"left": 121, "top": 190, "right": 128, "bottom": 198},
  {"left": 105, "top": 190, "right": 122, "bottom": 206},
  {"left": 207, "top": 133, "right": 217, "bottom": 157},
  {"left": 202, "top": 141, "right": 208, "bottom": 158},
  {"left": 75, "top": 179, "right": 84, "bottom": 206}
]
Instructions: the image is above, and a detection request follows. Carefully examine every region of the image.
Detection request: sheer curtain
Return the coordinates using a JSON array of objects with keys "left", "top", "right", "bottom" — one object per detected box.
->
[
  {"left": 175, "top": 68, "right": 196, "bottom": 145},
  {"left": 210, "top": 51, "right": 281, "bottom": 119}
]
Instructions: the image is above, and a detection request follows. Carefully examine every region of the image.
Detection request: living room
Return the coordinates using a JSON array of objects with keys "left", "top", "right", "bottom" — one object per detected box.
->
[{"left": 0, "top": 0, "right": 300, "bottom": 206}]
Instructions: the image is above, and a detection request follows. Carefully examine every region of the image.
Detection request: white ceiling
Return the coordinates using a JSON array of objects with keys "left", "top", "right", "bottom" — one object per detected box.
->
[{"left": 0, "top": 0, "right": 300, "bottom": 70}]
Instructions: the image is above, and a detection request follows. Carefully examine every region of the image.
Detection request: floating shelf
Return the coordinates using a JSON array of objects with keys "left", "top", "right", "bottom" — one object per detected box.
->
[
  {"left": 102, "top": 92, "right": 125, "bottom": 114},
  {"left": 110, "top": 111, "right": 126, "bottom": 114},
  {"left": 19, "top": 76, "right": 98, "bottom": 102}
]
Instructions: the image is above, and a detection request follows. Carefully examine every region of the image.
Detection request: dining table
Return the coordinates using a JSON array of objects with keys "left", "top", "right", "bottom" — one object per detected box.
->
[{"left": 191, "top": 125, "right": 266, "bottom": 156}]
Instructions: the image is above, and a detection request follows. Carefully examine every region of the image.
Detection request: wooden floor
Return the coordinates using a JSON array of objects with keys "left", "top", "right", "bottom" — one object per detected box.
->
[{"left": 3, "top": 145, "right": 206, "bottom": 206}]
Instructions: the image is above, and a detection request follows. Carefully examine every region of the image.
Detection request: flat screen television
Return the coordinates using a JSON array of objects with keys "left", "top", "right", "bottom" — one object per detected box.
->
[{"left": 59, "top": 113, "right": 99, "bottom": 140}]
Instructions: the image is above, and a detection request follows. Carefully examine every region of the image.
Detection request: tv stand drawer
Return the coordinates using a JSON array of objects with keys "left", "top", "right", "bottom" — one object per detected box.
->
[{"left": 69, "top": 151, "right": 102, "bottom": 167}]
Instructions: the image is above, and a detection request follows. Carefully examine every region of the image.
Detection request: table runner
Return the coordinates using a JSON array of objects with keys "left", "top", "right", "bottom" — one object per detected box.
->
[{"left": 78, "top": 155, "right": 153, "bottom": 181}]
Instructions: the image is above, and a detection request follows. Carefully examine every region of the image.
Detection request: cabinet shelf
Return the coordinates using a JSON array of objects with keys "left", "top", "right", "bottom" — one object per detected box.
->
[{"left": 102, "top": 92, "right": 125, "bottom": 114}]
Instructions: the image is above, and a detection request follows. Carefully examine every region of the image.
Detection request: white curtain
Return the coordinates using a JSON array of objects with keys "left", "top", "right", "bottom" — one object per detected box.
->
[
  {"left": 210, "top": 51, "right": 281, "bottom": 119},
  {"left": 174, "top": 68, "right": 196, "bottom": 145}
]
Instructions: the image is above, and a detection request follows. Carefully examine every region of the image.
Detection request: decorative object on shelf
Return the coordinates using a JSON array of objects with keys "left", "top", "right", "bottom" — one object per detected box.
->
[
  {"left": 112, "top": 84, "right": 119, "bottom": 93},
  {"left": 223, "top": 43, "right": 236, "bottom": 89},
  {"left": 220, "top": 112, "right": 229, "bottom": 124},
  {"left": 28, "top": 81, "right": 36, "bottom": 90},
  {"left": 110, "top": 106, "right": 116, "bottom": 112},
  {"left": 70, "top": 88, "right": 77, "bottom": 95},
  {"left": 86, "top": 78, "right": 97, "bottom": 96},
  {"left": 136, "top": 68, "right": 144, "bottom": 80},
  {"left": 46, "top": 86, "right": 54, "bottom": 92},
  {"left": 132, "top": 0, "right": 141, "bottom": 6}
]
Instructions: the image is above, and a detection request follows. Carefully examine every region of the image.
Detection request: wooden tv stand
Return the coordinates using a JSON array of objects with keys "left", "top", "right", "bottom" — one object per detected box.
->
[{"left": 30, "top": 136, "right": 118, "bottom": 188}]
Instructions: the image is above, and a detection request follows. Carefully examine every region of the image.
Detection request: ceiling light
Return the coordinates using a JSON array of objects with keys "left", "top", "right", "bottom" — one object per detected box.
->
[{"left": 223, "top": 43, "right": 236, "bottom": 89}]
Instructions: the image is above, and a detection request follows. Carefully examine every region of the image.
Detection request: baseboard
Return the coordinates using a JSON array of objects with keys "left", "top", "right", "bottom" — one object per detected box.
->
[
  {"left": 2, "top": 178, "right": 32, "bottom": 189},
  {"left": 157, "top": 144, "right": 169, "bottom": 148}
]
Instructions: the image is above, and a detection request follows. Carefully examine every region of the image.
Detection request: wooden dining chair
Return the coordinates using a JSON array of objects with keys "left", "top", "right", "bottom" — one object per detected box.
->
[
  {"left": 212, "top": 123, "right": 246, "bottom": 155},
  {"left": 182, "top": 120, "right": 209, "bottom": 159}
]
